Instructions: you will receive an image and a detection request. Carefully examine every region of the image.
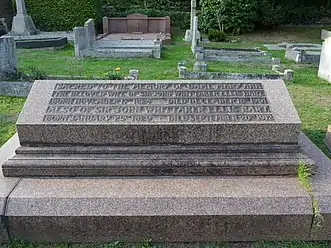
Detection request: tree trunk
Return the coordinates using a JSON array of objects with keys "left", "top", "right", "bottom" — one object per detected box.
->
[{"left": 0, "top": 0, "right": 14, "bottom": 29}]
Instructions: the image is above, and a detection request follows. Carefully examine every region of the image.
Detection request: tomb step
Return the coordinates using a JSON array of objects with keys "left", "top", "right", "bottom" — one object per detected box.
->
[
  {"left": 3, "top": 146, "right": 313, "bottom": 177},
  {"left": 5, "top": 177, "right": 313, "bottom": 242}
]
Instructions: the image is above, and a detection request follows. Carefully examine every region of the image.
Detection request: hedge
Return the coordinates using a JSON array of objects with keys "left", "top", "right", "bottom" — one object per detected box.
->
[
  {"left": 103, "top": 8, "right": 191, "bottom": 29},
  {"left": 24, "top": 0, "right": 103, "bottom": 31}
]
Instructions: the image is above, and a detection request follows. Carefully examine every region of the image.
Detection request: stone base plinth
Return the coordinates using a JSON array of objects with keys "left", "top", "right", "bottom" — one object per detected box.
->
[{"left": 10, "top": 15, "right": 39, "bottom": 36}]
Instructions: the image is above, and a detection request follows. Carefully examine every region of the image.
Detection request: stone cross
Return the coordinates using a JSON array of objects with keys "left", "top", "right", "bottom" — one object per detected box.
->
[
  {"left": 184, "top": 0, "right": 197, "bottom": 41},
  {"left": 190, "top": 0, "right": 196, "bottom": 33},
  {"left": 15, "top": 0, "right": 27, "bottom": 16},
  {"left": 191, "top": 16, "right": 198, "bottom": 53},
  {"left": 10, "top": 0, "right": 40, "bottom": 35}
]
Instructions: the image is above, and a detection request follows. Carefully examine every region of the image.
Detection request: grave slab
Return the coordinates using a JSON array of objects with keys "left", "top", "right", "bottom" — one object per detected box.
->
[{"left": 2, "top": 79, "right": 313, "bottom": 177}]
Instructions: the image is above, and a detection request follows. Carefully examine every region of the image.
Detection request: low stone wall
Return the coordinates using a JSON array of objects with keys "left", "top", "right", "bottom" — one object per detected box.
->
[
  {"left": 103, "top": 14, "right": 171, "bottom": 35},
  {"left": 0, "top": 81, "right": 33, "bottom": 97}
]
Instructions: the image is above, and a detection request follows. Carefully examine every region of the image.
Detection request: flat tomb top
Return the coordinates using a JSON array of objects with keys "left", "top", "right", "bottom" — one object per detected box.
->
[
  {"left": 16, "top": 80, "right": 301, "bottom": 145},
  {"left": 18, "top": 80, "right": 300, "bottom": 125}
]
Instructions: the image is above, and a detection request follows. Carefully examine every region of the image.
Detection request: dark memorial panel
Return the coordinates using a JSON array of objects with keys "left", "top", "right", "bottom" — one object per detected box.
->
[{"left": 43, "top": 82, "right": 274, "bottom": 124}]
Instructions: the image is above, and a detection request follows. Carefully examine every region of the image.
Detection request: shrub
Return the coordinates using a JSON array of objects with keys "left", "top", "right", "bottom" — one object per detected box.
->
[
  {"left": 103, "top": 8, "right": 190, "bottom": 29},
  {"left": 23, "top": 0, "right": 103, "bottom": 31},
  {"left": 207, "top": 29, "right": 227, "bottom": 42},
  {"left": 27, "top": 66, "right": 48, "bottom": 80},
  {"left": 105, "top": 67, "right": 124, "bottom": 80},
  {"left": 199, "top": 0, "right": 260, "bottom": 35}
]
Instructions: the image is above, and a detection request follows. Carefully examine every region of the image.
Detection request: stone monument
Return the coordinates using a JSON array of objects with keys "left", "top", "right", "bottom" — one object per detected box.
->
[
  {"left": 191, "top": 16, "right": 199, "bottom": 53},
  {"left": 318, "top": 37, "right": 331, "bottom": 83},
  {"left": 3, "top": 79, "right": 313, "bottom": 177},
  {"left": 0, "top": 36, "right": 17, "bottom": 80},
  {"left": 184, "top": 0, "right": 200, "bottom": 41},
  {"left": 10, "top": 0, "right": 39, "bottom": 36}
]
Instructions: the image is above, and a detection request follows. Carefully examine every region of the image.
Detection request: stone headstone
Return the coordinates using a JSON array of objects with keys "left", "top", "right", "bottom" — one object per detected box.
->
[
  {"left": 326, "top": 125, "right": 331, "bottom": 152},
  {"left": 10, "top": 0, "right": 39, "bottom": 36},
  {"left": 129, "top": 69, "right": 139, "bottom": 80},
  {"left": 73, "top": 27, "right": 88, "bottom": 57},
  {"left": 321, "top": 29, "right": 331, "bottom": 40},
  {"left": 318, "top": 37, "right": 331, "bottom": 83},
  {"left": 193, "top": 61, "right": 207, "bottom": 72},
  {"left": 84, "top": 19, "right": 96, "bottom": 48},
  {"left": 3, "top": 79, "right": 313, "bottom": 177},
  {"left": 195, "top": 52, "right": 204, "bottom": 61},
  {"left": 0, "top": 36, "right": 17, "bottom": 80}
]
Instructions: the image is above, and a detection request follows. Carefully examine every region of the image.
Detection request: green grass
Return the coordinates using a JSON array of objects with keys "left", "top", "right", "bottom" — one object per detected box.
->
[
  {"left": 0, "top": 96, "right": 26, "bottom": 147},
  {"left": 6, "top": 27, "right": 329, "bottom": 156}
]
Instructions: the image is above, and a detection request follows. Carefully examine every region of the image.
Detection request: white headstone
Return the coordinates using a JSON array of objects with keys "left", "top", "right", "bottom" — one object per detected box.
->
[
  {"left": 318, "top": 37, "right": 331, "bottom": 83},
  {"left": 74, "top": 27, "right": 88, "bottom": 58},
  {"left": 0, "top": 37, "right": 17, "bottom": 79},
  {"left": 184, "top": 0, "right": 196, "bottom": 41},
  {"left": 85, "top": 19, "right": 96, "bottom": 48},
  {"left": 321, "top": 29, "right": 331, "bottom": 40},
  {"left": 191, "top": 16, "right": 198, "bottom": 53},
  {"left": 11, "top": 0, "right": 40, "bottom": 35}
]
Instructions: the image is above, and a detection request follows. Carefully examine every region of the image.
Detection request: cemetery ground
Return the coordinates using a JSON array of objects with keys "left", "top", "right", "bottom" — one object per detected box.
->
[
  {"left": 1, "top": 27, "right": 330, "bottom": 158},
  {"left": 0, "top": 27, "right": 330, "bottom": 247}
]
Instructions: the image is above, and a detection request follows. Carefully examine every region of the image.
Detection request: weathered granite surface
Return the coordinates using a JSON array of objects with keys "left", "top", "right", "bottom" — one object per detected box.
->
[
  {"left": 14, "top": 80, "right": 301, "bottom": 145},
  {"left": 318, "top": 37, "right": 331, "bottom": 83},
  {"left": 0, "top": 134, "right": 21, "bottom": 242},
  {"left": 1, "top": 132, "right": 331, "bottom": 242},
  {"left": 6, "top": 176, "right": 313, "bottom": 242},
  {"left": 3, "top": 79, "right": 314, "bottom": 177}
]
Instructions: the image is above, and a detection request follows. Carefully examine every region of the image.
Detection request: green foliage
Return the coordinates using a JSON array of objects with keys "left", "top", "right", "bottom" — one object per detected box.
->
[
  {"left": 103, "top": 8, "right": 190, "bottom": 29},
  {"left": 104, "top": 67, "right": 125, "bottom": 80},
  {"left": 199, "top": 0, "right": 260, "bottom": 35},
  {"left": 258, "top": 0, "right": 285, "bottom": 28},
  {"left": 24, "top": 0, "right": 103, "bottom": 31},
  {"left": 27, "top": 66, "right": 48, "bottom": 80},
  {"left": 207, "top": 29, "right": 227, "bottom": 42}
]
